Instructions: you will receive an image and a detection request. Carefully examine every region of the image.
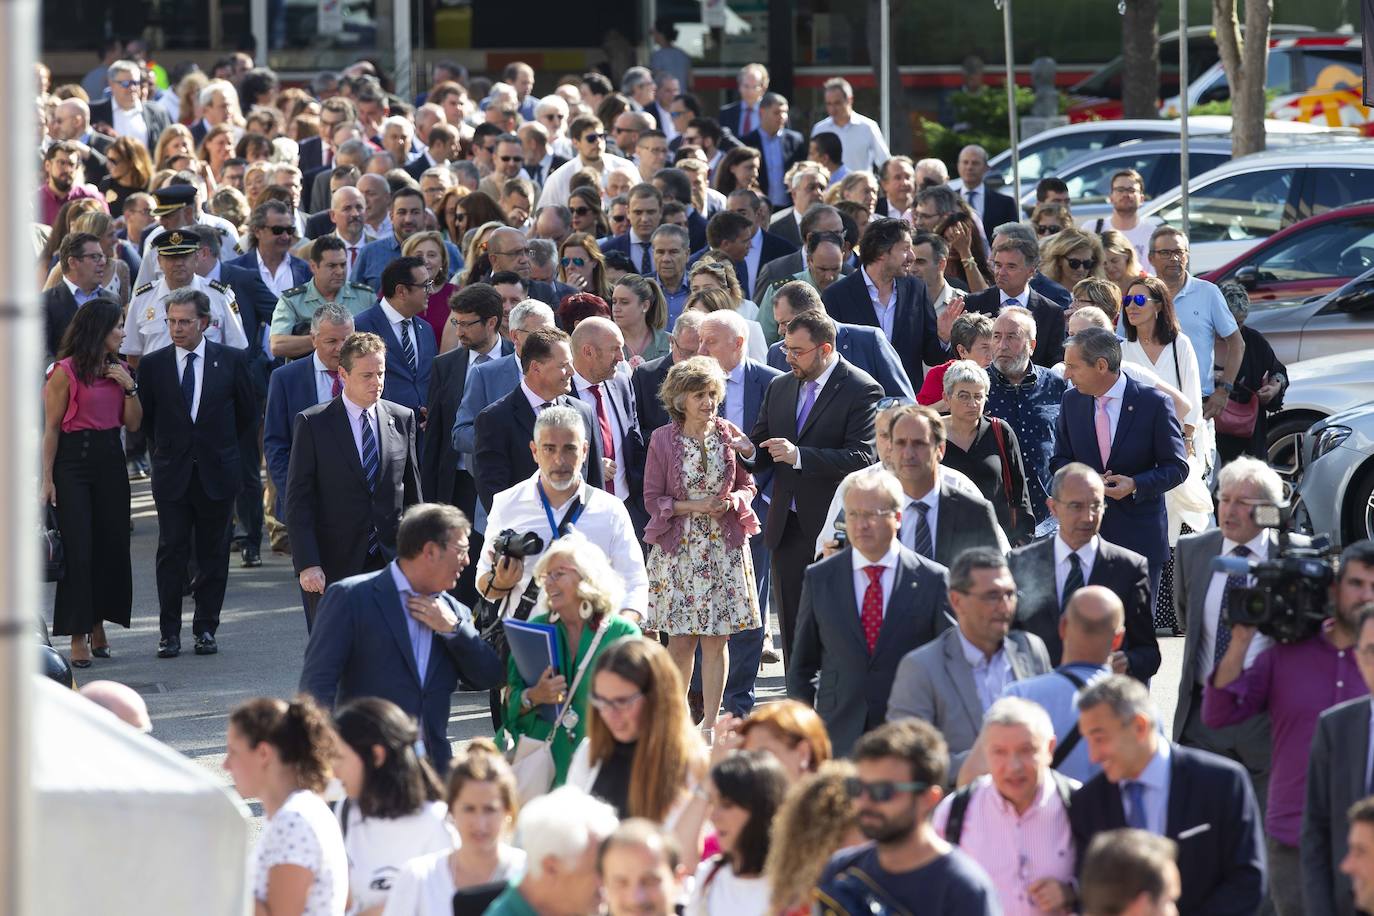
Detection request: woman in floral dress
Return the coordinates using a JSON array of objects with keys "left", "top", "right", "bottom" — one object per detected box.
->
[{"left": 643, "top": 356, "right": 761, "bottom": 739}]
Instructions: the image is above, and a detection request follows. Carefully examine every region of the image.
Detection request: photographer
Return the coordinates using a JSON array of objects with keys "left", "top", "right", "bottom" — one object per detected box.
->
[
  {"left": 1200, "top": 534, "right": 1374, "bottom": 916},
  {"left": 476, "top": 406, "right": 648, "bottom": 624}
]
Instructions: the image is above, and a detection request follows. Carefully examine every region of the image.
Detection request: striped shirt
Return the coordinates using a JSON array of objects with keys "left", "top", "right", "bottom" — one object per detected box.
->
[{"left": 932, "top": 774, "right": 1076, "bottom": 916}]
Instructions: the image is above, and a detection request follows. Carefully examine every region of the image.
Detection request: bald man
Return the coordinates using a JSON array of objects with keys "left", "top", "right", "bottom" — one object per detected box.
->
[
  {"left": 483, "top": 225, "right": 577, "bottom": 309},
  {"left": 50, "top": 97, "right": 113, "bottom": 183},
  {"left": 80, "top": 680, "right": 153, "bottom": 733},
  {"left": 569, "top": 316, "right": 643, "bottom": 516}
]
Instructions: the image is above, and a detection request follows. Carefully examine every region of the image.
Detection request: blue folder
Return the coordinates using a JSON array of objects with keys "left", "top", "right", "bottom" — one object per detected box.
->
[{"left": 502, "top": 619, "right": 562, "bottom": 723}]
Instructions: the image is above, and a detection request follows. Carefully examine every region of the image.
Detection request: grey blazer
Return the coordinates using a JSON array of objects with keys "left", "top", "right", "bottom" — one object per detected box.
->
[
  {"left": 1302, "top": 695, "right": 1372, "bottom": 916},
  {"left": 930, "top": 478, "right": 1010, "bottom": 568},
  {"left": 785, "top": 545, "right": 951, "bottom": 756},
  {"left": 886, "top": 625, "right": 1051, "bottom": 776}
]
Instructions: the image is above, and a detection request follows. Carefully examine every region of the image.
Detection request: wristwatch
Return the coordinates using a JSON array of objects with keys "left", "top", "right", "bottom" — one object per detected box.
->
[
  {"left": 1215, "top": 381, "right": 1234, "bottom": 394},
  {"left": 123, "top": 384, "right": 139, "bottom": 397}
]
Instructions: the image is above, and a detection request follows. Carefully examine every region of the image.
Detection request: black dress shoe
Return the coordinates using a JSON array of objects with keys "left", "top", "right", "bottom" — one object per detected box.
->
[
  {"left": 91, "top": 645, "right": 112, "bottom": 659},
  {"left": 194, "top": 632, "right": 218, "bottom": 655},
  {"left": 241, "top": 545, "right": 262, "bottom": 568},
  {"left": 157, "top": 636, "right": 180, "bottom": 658}
]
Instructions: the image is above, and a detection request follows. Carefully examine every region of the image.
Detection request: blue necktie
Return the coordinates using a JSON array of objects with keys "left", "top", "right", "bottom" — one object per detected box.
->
[
  {"left": 360, "top": 410, "right": 380, "bottom": 554},
  {"left": 398, "top": 318, "right": 417, "bottom": 372},
  {"left": 1215, "top": 545, "right": 1252, "bottom": 664},
  {"left": 1123, "top": 780, "right": 1149, "bottom": 831},
  {"left": 910, "top": 501, "right": 933, "bottom": 559},
  {"left": 180, "top": 352, "right": 197, "bottom": 414}
]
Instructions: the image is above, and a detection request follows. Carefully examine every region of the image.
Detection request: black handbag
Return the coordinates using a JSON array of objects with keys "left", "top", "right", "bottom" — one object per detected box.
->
[{"left": 42, "top": 505, "right": 64, "bottom": 583}]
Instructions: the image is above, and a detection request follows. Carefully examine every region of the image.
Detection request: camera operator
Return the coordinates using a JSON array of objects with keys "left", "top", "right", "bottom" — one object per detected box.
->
[
  {"left": 1199, "top": 529, "right": 1374, "bottom": 916},
  {"left": 476, "top": 405, "right": 648, "bottom": 625}
]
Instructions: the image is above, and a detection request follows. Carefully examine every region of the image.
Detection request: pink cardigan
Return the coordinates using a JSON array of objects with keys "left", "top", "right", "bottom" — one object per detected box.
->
[{"left": 642, "top": 417, "right": 760, "bottom": 554}]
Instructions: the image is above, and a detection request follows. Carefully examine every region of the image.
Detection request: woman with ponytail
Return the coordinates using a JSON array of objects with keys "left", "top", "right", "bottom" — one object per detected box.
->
[
  {"left": 330, "top": 698, "right": 456, "bottom": 915},
  {"left": 224, "top": 695, "right": 348, "bottom": 916}
]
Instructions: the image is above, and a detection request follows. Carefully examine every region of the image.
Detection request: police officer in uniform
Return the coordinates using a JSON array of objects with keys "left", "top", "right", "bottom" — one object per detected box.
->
[
  {"left": 124, "top": 228, "right": 249, "bottom": 367},
  {"left": 133, "top": 183, "right": 244, "bottom": 288},
  {"left": 268, "top": 235, "right": 377, "bottom": 360}
]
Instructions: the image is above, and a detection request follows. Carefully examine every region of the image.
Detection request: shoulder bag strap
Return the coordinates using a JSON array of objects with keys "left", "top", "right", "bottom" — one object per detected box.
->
[
  {"left": 1050, "top": 668, "right": 1089, "bottom": 769},
  {"left": 1171, "top": 338, "right": 1182, "bottom": 388},
  {"left": 545, "top": 621, "right": 612, "bottom": 742},
  {"left": 988, "top": 419, "right": 1015, "bottom": 517},
  {"left": 944, "top": 784, "right": 976, "bottom": 847}
]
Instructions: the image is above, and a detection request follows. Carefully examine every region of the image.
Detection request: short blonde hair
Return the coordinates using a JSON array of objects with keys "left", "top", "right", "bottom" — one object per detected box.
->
[
  {"left": 658, "top": 355, "right": 726, "bottom": 426},
  {"left": 531, "top": 531, "right": 625, "bottom": 623},
  {"left": 402, "top": 229, "right": 450, "bottom": 279}
]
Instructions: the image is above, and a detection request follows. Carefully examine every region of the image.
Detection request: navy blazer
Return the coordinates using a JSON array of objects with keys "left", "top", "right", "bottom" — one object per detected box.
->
[
  {"left": 264, "top": 356, "right": 328, "bottom": 516},
  {"left": 299, "top": 567, "right": 503, "bottom": 772},
  {"left": 42, "top": 284, "right": 78, "bottom": 363},
  {"left": 766, "top": 324, "right": 915, "bottom": 401},
  {"left": 1032, "top": 272, "right": 1072, "bottom": 309},
  {"left": 216, "top": 261, "right": 275, "bottom": 358},
  {"left": 963, "top": 286, "right": 1067, "bottom": 368},
  {"left": 1050, "top": 375, "right": 1189, "bottom": 566},
  {"left": 453, "top": 352, "right": 521, "bottom": 457},
  {"left": 297, "top": 135, "right": 325, "bottom": 175},
  {"left": 740, "top": 128, "right": 807, "bottom": 204},
  {"left": 424, "top": 339, "right": 515, "bottom": 505},
  {"left": 821, "top": 270, "right": 949, "bottom": 387},
  {"left": 599, "top": 232, "right": 654, "bottom": 273},
  {"left": 473, "top": 387, "right": 604, "bottom": 512},
  {"left": 629, "top": 353, "right": 675, "bottom": 438},
  {"left": 352, "top": 304, "right": 438, "bottom": 414},
  {"left": 572, "top": 373, "right": 644, "bottom": 500},
  {"left": 1070, "top": 743, "right": 1266, "bottom": 916},
  {"left": 686, "top": 209, "right": 708, "bottom": 253}
]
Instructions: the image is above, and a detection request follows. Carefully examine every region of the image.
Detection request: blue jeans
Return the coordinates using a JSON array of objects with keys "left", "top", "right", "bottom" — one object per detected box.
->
[{"left": 721, "top": 495, "right": 772, "bottom": 716}]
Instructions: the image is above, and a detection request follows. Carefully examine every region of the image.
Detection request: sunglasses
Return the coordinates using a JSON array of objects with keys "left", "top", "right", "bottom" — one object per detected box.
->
[
  {"left": 1035, "top": 224, "right": 1063, "bottom": 236},
  {"left": 266, "top": 225, "right": 297, "bottom": 236},
  {"left": 876, "top": 396, "right": 915, "bottom": 410},
  {"left": 1122, "top": 293, "right": 1154, "bottom": 306},
  {"left": 561, "top": 256, "right": 587, "bottom": 267},
  {"left": 1066, "top": 257, "right": 1097, "bottom": 271},
  {"left": 582, "top": 133, "right": 604, "bottom": 143},
  {"left": 499, "top": 155, "right": 524, "bottom": 163},
  {"left": 610, "top": 214, "right": 629, "bottom": 224},
  {"left": 569, "top": 206, "right": 595, "bottom": 216},
  {"left": 844, "top": 777, "right": 930, "bottom": 802},
  {"left": 112, "top": 79, "right": 138, "bottom": 89}
]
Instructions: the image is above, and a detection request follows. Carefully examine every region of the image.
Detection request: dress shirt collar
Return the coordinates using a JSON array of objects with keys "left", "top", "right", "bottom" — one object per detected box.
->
[
  {"left": 862, "top": 264, "right": 893, "bottom": 300},
  {"left": 809, "top": 353, "right": 840, "bottom": 394},
  {"left": 520, "top": 379, "right": 555, "bottom": 412},
  {"left": 903, "top": 467, "right": 941, "bottom": 504},
  {"left": 342, "top": 393, "right": 375, "bottom": 425},
  {"left": 726, "top": 360, "right": 746, "bottom": 387},
  {"left": 205, "top": 261, "right": 223, "bottom": 283},
  {"left": 958, "top": 627, "right": 1005, "bottom": 667},
  {"left": 524, "top": 469, "right": 586, "bottom": 506},
  {"left": 388, "top": 560, "right": 431, "bottom": 598},
  {"left": 378, "top": 298, "right": 409, "bottom": 326},
  {"left": 1054, "top": 534, "right": 1099, "bottom": 569},
  {"left": 1130, "top": 737, "right": 1172, "bottom": 793},
  {"left": 62, "top": 276, "right": 101, "bottom": 301},
  {"left": 999, "top": 285, "right": 1029, "bottom": 305},
  {"left": 748, "top": 227, "right": 763, "bottom": 256},
  {"left": 471, "top": 334, "right": 502, "bottom": 360},
  {"left": 176, "top": 336, "right": 207, "bottom": 363},
  {"left": 312, "top": 351, "right": 331, "bottom": 376},
  {"left": 1102, "top": 371, "right": 1128, "bottom": 401},
  {"left": 571, "top": 370, "right": 597, "bottom": 395},
  {"left": 1221, "top": 529, "right": 1271, "bottom": 560},
  {"left": 985, "top": 769, "right": 1062, "bottom": 818},
  {"left": 852, "top": 538, "right": 902, "bottom": 574}
]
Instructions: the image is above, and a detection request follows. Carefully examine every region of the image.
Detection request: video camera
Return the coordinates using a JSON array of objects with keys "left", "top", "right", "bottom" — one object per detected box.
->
[
  {"left": 1212, "top": 503, "right": 1336, "bottom": 644},
  {"left": 490, "top": 529, "right": 544, "bottom": 561}
]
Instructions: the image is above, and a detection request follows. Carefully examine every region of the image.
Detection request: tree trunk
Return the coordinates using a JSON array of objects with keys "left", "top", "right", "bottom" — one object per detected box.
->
[
  {"left": 1121, "top": 0, "right": 1162, "bottom": 119},
  {"left": 867, "top": 0, "right": 913, "bottom": 155},
  {"left": 1213, "top": 0, "right": 1273, "bottom": 156}
]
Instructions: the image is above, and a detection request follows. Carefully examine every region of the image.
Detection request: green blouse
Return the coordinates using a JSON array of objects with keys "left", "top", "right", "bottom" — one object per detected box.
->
[
  {"left": 624, "top": 327, "right": 673, "bottom": 364},
  {"left": 500, "top": 613, "right": 641, "bottom": 787}
]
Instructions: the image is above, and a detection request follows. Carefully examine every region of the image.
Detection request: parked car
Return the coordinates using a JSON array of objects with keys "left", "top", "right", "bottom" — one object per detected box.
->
[
  {"left": 1138, "top": 142, "right": 1374, "bottom": 271},
  {"left": 1294, "top": 400, "right": 1374, "bottom": 545},
  {"left": 1243, "top": 264, "right": 1374, "bottom": 364},
  {"left": 1262, "top": 349, "right": 1374, "bottom": 486}
]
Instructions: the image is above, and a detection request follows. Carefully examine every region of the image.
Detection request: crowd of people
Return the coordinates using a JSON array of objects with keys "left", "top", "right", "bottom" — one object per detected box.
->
[{"left": 36, "top": 38, "right": 1374, "bottom": 916}]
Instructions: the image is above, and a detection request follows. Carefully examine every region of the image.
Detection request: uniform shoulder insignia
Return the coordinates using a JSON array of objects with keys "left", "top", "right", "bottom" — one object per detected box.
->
[
  {"left": 283, "top": 284, "right": 308, "bottom": 297},
  {"left": 228, "top": 299, "right": 240, "bottom": 314},
  {"left": 207, "top": 279, "right": 230, "bottom": 293},
  {"left": 134, "top": 282, "right": 155, "bottom": 296},
  {"left": 349, "top": 281, "right": 374, "bottom": 292}
]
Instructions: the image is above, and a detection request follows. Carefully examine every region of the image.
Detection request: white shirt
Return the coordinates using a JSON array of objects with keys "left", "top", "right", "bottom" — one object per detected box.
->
[
  {"left": 572, "top": 370, "right": 629, "bottom": 498},
  {"left": 175, "top": 338, "right": 207, "bottom": 421},
  {"left": 338, "top": 800, "right": 457, "bottom": 916},
  {"left": 1198, "top": 529, "right": 1273, "bottom": 685},
  {"left": 851, "top": 539, "right": 901, "bottom": 621},
  {"left": 477, "top": 472, "right": 650, "bottom": 614},
  {"left": 536, "top": 152, "right": 640, "bottom": 209},
  {"left": 111, "top": 101, "right": 148, "bottom": 147},
  {"left": 379, "top": 299, "right": 420, "bottom": 363},
  {"left": 252, "top": 790, "right": 349, "bottom": 916},
  {"left": 810, "top": 112, "right": 891, "bottom": 173},
  {"left": 999, "top": 285, "right": 1031, "bottom": 309},
  {"left": 951, "top": 179, "right": 988, "bottom": 224},
  {"left": 341, "top": 394, "right": 382, "bottom": 468},
  {"left": 816, "top": 461, "right": 981, "bottom": 557},
  {"left": 123, "top": 273, "right": 249, "bottom": 355},
  {"left": 743, "top": 228, "right": 764, "bottom": 293},
  {"left": 381, "top": 846, "right": 525, "bottom": 916},
  {"left": 258, "top": 252, "right": 297, "bottom": 299},
  {"left": 312, "top": 352, "right": 337, "bottom": 404},
  {"left": 686, "top": 858, "right": 770, "bottom": 916},
  {"left": 959, "top": 628, "right": 1014, "bottom": 712},
  {"left": 520, "top": 379, "right": 556, "bottom": 414},
  {"left": 861, "top": 266, "right": 897, "bottom": 341},
  {"left": 1054, "top": 534, "right": 1099, "bottom": 607},
  {"left": 628, "top": 231, "right": 654, "bottom": 274},
  {"left": 1097, "top": 371, "right": 1129, "bottom": 443}
]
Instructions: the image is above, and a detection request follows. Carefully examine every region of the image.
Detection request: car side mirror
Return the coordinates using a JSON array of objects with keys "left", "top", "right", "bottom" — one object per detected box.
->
[{"left": 1234, "top": 265, "right": 1259, "bottom": 289}]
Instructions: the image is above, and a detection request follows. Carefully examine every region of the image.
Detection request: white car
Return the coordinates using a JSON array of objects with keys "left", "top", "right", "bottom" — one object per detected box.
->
[{"left": 1265, "top": 349, "right": 1374, "bottom": 484}]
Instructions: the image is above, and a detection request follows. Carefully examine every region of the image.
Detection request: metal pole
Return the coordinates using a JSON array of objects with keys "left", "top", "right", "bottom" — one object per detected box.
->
[
  {"left": 1002, "top": 0, "right": 1021, "bottom": 204},
  {"left": 879, "top": 0, "right": 891, "bottom": 144},
  {"left": 1178, "top": 0, "right": 1190, "bottom": 236},
  {"left": 645, "top": 0, "right": 658, "bottom": 65},
  {"left": 394, "top": 0, "right": 412, "bottom": 102},
  {"left": 250, "top": 0, "right": 267, "bottom": 67},
  {"left": 0, "top": 0, "right": 40, "bottom": 910}
]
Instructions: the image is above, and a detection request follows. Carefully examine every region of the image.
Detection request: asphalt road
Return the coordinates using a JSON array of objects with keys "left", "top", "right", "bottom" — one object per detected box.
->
[{"left": 42, "top": 478, "right": 1186, "bottom": 805}]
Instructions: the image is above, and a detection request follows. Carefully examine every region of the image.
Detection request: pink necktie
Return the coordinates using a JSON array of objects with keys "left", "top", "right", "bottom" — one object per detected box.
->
[{"left": 1095, "top": 395, "right": 1113, "bottom": 468}]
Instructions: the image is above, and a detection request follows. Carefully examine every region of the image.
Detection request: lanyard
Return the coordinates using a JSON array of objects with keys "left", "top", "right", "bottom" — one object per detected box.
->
[{"left": 537, "top": 480, "right": 584, "bottom": 539}]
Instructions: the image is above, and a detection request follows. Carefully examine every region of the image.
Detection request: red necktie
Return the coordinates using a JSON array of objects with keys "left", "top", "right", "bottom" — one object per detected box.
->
[
  {"left": 331, "top": 374, "right": 342, "bottom": 398},
  {"left": 590, "top": 384, "right": 616, "bottom": 496},
  {"left": 741, "top": 106, "right": 754, "bottom": 136},
  {"left": 348, "top": 246, "right": 358, "bottom": 272},
  {"left": 861, "top": 565, "right": 884, "bottom": 653}
]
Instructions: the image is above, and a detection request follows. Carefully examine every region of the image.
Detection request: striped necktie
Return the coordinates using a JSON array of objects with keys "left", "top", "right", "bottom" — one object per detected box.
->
[{"left": 360, "top": 410, "right": 380, "bottom": 554}]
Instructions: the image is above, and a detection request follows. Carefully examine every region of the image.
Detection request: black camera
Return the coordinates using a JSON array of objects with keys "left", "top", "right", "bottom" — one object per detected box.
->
[
  {"left": 833, "top": 519, "right": 848, "bottom": 550},
  {"left": 1213, "top": 503, "right": 1335, "bottom": 644},
  {"left": 491, "top": 528, "right": 545, "bottom": 560}
]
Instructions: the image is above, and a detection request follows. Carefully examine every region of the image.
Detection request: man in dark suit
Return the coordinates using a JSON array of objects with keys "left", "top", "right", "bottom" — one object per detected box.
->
[
  {"left": 649, "top": 167, "right": 708, "bottom": 253},
  {"left": 740, "top": 93, "right": 806, "bottom": 211},
  {"left": 1051, "top": 327, "right": 1189, "bottom": 601},
  {"left": 1069, "top": 675, "right": 1266, "bottom": 916},
  {"left": 787, "top": 470, "right": 950, "bottom": 755},
  {"left": 473, "top": 327, "right": 604, "bottom": 512},
  {"left": 749, "top": 309, "right": 883, "bottom": 664},
  {"left": 948, "top": 143, "right": 1018, "bottom": 242},
  {"left": 766, "top": 164, "right": 830, "bottom": 250},
  {"left": 629, "top": 310, "right": 702, "bottom": 438},
  {"left": 568, "top": 317, "right": 644, "bottom": 518},
  {"left": 286, "top": 331, "right": 423, "bottom": 630},
  {"left": 352, "top": 256, "right": 438, "bottom": 419},
  {"left": 885, "top": 404, "right": 1009, "bottom": 568},
  {"left": 452, "top": 299, "right": 557, "bottom": 463},
  {"left": 89, "top": 59, "right": 170, "bottom": 148},
  {"left": 299, "top": 503, "right": 504, "bottom": 773},
  {"left": 1009, "top": 462, "right": 1159, "bottom": 679},
  {"left": 44, "top": 232, "right": 112, "bottom": 362},
  {"left": 753, "top": 204, "right": 849, "bottom": 303},
  {"left": 717, "top": 63, "right": 770, "bottom": 139},
  {"left": 726, "top": 189, "right": 799, "bottom": 291},
  {"left": 963, "top": 235, "right": 1067, "bottom": 368},
  {"left": 600, "top": 183, "right": 663, "bottom": 276},
  {"left": 424, "top": 285, "right": 513, "bottom": 603},
  {"left": 481, "top": 226, "right": 577, "bottom": 310},
  {"left": 822, "top": 217, "right": 952, "bottom": 389},
  {"left": 137, "top": 287, "right": 257, "bottom": 658}
]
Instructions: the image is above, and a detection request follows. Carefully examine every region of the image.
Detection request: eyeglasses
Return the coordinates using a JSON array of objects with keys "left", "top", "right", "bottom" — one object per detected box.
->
[
  {"left": 404, "top": 278, "right": 436, "bottom": 291},
  {"left": 1066, "top": 257, "right": 1097, "bottom": 271},
  {"left": 451, "top": 316, "right": 488, "bottom": 330},
  {"left": 1151, "top": 248, "right": 1186, "bottom": 260},
  {"left": 266, "top": 225, "right": 297, "bottom": 236},
  {"left": 952, "top": 390, "right": 986, "bottom": 404},
  {"left": 569, "top": 206, "right": 594, "bottom": 217},
  {"left": 74, "top": 251, "right": 108, "bottom": 262},
  {"left": 499, "top": 155, "right": 524, "bottom": 163},
  {"left": 589, "top": 691, "right": 644, "bottom": 714},
  {"left": 844, "top": 777, "right": 930, "bottom": 802},
  {"left": 482, "top": 145, "right": 498, "bottom": 155},
  {"left": 561, "top": 256, "right": 587, "bottom": 267},
  {"left": 783, "top": 343, "right": 823, "bottom": 359},
  {"left": 1035, "top": 224, "right": 1063, "bottom": 236},
  {"left": 876, "top": 396, "right": 915, "bottom": 410},
  {"left": 1122, "top": 294, "right": 1153, "bottom": 306},
  {"left": 1111, "top": 185, "right": 1142, "bottom": 195},
  {"left": 846, "top": 509, "right": 898, "bottom": 524}
]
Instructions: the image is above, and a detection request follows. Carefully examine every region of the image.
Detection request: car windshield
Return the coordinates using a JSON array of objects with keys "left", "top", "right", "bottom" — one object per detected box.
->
[
  {"left": 1242, "top": 216, "right": 1374, "bottom": 283},
  {"left": 1156, "top": 168, "right": 1296, "bottom": 243}
]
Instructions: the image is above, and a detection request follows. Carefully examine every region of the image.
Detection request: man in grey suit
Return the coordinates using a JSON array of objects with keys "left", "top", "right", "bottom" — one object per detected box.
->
[
  {"left": 887, "top": 547, "right": 1051, "bottom": 781},
  {"left": 787, "top": 470, "right": 950, "bottom": 755},
  {"left": 1172, "top": 458, "right": 1288, "bottom": 809},
  {"left": 1305, "top": 613, "right": 1374, "bottom": 916},
  {"left": 886, "top": 404, "right": 1008, "bottom": 567}
]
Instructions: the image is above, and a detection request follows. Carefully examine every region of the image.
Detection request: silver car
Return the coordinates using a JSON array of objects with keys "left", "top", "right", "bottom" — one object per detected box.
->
[
  {"left": 1244, "top": 266, "right": 1374, "bottom": 365},
  {"left": 1265, "top": 349, "right": 1374, "bottom": 484},
  {"left": 1294, "top": 401, "right": 1374, "bottom": 546}
]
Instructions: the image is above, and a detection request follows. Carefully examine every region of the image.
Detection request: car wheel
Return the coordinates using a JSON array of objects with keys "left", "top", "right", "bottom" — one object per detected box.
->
[
  {"left": 1343, "top": 462, "right": 1374, "bottom": 547},
  {"left": 1267, "top": 413, "right": 1326, "bottom": 490}
]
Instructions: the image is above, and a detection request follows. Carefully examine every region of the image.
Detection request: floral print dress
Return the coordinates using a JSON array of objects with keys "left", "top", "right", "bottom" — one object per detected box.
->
[{"left": 646, "top": 424, "right": 761, "bottom": 636}]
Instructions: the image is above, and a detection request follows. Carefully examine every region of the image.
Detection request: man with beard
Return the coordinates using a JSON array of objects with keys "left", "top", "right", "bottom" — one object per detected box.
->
[
  {"left": 817, "top": 719, "right": 1000, "bottom": 914},
  {"left": 37, "top": 140, "right": 103, "bottom": 225}
]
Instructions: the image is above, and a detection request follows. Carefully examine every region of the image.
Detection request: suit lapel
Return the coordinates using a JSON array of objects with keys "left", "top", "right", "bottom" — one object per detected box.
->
[
  {"left": 373, "top": 315, "right": 413, "bottom": 382},
  {"left": 326, "top": 398, "right": 369, "bottom": 486},
  {"left": 873, "top": 554, "right": 915, "bottom": 654},
  {"left": 1165, "top": 749, "right": 1190, "bottom": 837},
  {"left": 892, "top": 279, "right": 916, "bottom": 351},
  {"left": 943, "top": 631, "right": 985, "bottom": 727},
  {"left": 743, "top": 363, "right": 764, "bottom": 434},
  {"left": 1352, "top": 700, "right": 1373, "bottom": 803},
  {"left": 512, "top": 390, "right": 537, "bottom": 442},
  {"left": 373, "top": 571, "right": 422, "bottom": 686},
  {"left": 1072, "top": 391, "right": 1105, "bottom": 473},
  {"left": 834, "top": 551, "right": 869, "bottom": 655},
  {"left": 933, "top": 481, "right": 955, "bottom": 559},
  {"left": 1107, "top": 377, "right": 1141, "bottom": 468},
  {"left": 850, "top": 272, "right": 881, "bottom": 327},
  {"left": 1005, "top": 633, "right": 1037, "bottom": 680}
]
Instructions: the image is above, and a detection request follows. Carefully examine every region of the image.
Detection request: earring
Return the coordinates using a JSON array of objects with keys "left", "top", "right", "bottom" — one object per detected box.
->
[{"left": 579, "top": 599, "right": 593, "bottom": 620}]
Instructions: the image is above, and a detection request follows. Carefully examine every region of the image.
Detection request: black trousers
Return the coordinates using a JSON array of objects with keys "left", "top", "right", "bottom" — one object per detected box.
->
[
  {"left": 52, "top": 429, "right": 132, "bottom": 636},
  {"left": 770, "top": 510, "right": 816, "bottom": 668},
  {"left": 451, "top": 469, "right": 483, "bottom": 607},
  {"left": 155, "top": 466, "right": 236, "bottom": 639},
  {"left": 233, "top": 391, "right": 266, "bottom": 551}
]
